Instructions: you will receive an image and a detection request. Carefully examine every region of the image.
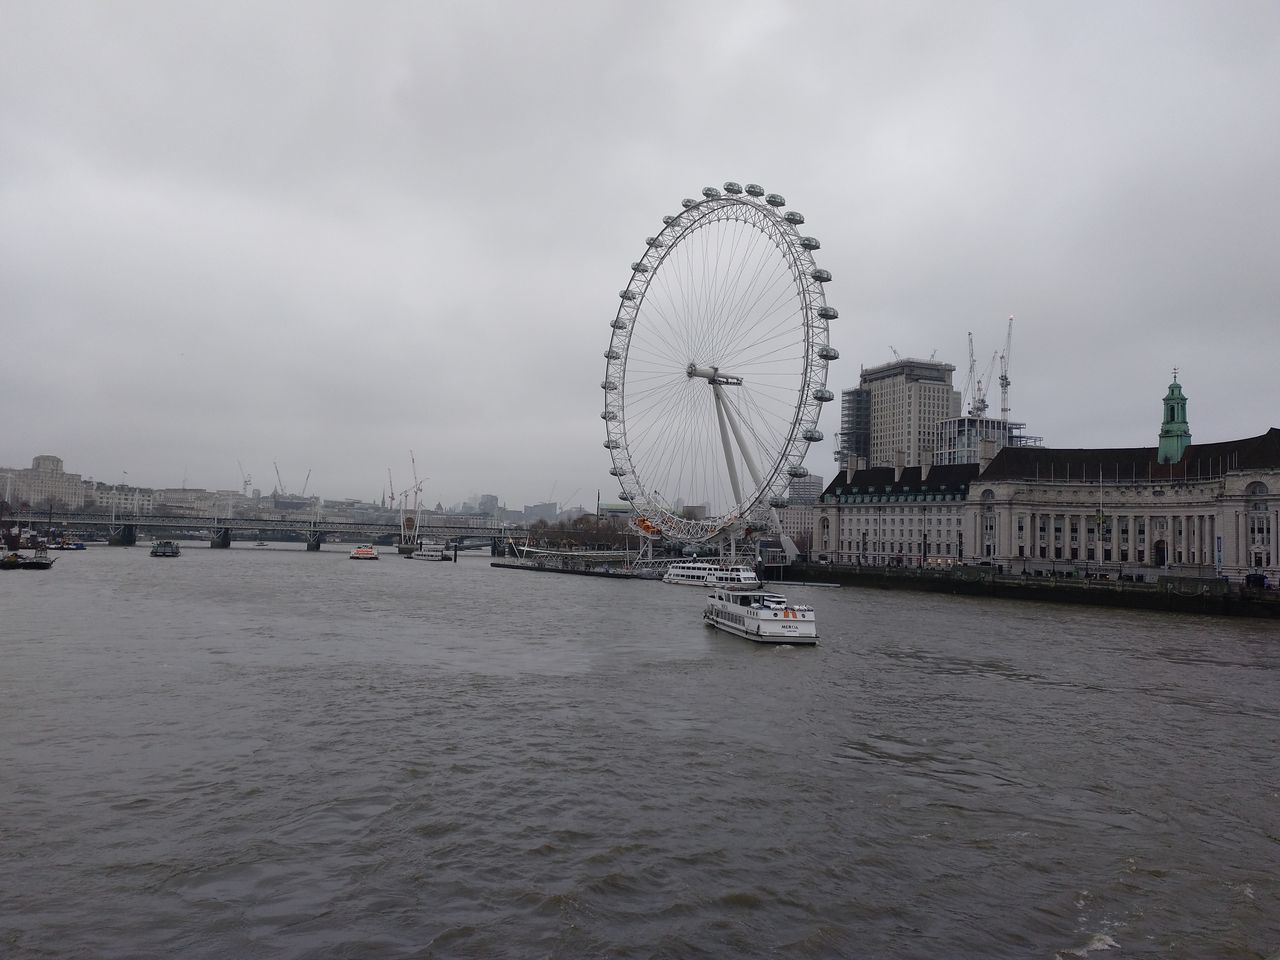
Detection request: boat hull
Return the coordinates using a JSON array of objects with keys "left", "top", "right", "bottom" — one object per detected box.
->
[{"left": 703, "top": 612, "right": 818, "bottom": 645}]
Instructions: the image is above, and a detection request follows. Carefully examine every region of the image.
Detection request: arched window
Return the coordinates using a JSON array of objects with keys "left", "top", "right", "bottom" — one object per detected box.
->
[{"left": 1245, "top": 481, "right": 1269, "bottom": 497}]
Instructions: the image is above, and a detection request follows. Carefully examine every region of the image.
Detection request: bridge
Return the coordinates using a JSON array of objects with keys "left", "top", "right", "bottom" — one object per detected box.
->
[{"left": 8, "top": 510, "right": 527, "bottom": 552}]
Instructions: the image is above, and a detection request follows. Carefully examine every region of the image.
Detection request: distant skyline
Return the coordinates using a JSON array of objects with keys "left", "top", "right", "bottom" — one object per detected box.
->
[{"left": 4, "top": 2, "right": 1278, "bottom": 508}]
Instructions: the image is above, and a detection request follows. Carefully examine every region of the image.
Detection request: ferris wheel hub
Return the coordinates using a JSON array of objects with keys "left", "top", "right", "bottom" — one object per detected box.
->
[{"left": 686, "top": 363, "right": 742, "bottom": 386}]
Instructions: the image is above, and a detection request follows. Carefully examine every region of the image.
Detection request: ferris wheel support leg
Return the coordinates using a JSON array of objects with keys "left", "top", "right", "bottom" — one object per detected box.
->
[
  {"left": 719, "top": 389, "right": 766, "bottom": 492},
  {"left": 770, "top": 505, "right": 800, "bottom": 561},
  {"left": 712, "top": 385, "right": 744, "bottom": 506}
]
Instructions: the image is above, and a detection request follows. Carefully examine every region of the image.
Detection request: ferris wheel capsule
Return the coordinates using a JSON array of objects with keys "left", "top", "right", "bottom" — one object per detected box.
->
[
  {"left": 817, "top": 345, "right": 839, "bottom": 360},
  {"left": 784, "top": 211, "right": 805, "bottom": 225},
  {"left": 799, "top": 236, "right": 820, "bottom": 250},
  {"left": 813, "top": 388, "right": 834, "bottom": 402},
  {"left": 681, "top": 198, "right": 697, "bottom": 208},
  {"left": 817, "top": 306, "right": 838, "bottom": 320},
  {"left": 702, "top": 186, "right": 722, "bottom": 199},
  {"left": 787, "top": 465, "right": 810, "bottom": 478},
  {"left": 604, "top": 348, "right": 620, "bottom": 360},
  {"left": 744, "top": 183, "right": 765, "bottom": 197},
  {"left": 619, "top": 290, "right": 636, "bottom": 300},
  {"left": 811, "top": 268, "right": 832, "bottom": 282},
  {"left": 723, "top": 181, "right": 743, "bottom": 194},
  {"left": 802, "top": 428, "right": 824, "bottom": 442},
  {"left": 765, "top": 193, "right": 786, "bottom": 207}
]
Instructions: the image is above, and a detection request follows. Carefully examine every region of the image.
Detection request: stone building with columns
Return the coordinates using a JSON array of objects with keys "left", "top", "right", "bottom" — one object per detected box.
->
[
  {"left": 815, "top": 378, "right": 1279, "bottom": 583},
  {"left": 961, "top": 378, "right": 1278, "bottom": 582}
]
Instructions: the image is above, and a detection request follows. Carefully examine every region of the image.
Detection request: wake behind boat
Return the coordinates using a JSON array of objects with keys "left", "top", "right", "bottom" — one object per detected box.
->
[
  {"left": 663, "top": 561, "right": 762, "bottom": 589},
  {"left": 703, "top": 585, "right": 818, "bottom": 645}
]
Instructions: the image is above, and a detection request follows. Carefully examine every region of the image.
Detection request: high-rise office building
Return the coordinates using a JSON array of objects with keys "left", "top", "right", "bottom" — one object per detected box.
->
[
  {"left": 858, "top": 358, "right": 962, "bottom": 467},
  {"left": 787, "top": 473, "right": 824, "bottom": 505}
]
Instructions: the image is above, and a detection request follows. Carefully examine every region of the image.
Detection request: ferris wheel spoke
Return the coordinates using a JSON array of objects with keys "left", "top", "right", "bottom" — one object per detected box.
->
[
  {"left": 716, "top": 272, "right": 800, "bottom": 364},
  {"left": 725, "top": 322, "right": 807, "bottom": 374},
  {"left": 695, "top": 227, "right": 781, "bottom": 364}
]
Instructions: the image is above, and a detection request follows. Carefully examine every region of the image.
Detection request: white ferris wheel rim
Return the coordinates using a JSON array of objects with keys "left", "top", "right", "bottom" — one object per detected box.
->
[{"left": 601, "top": 184, "right": 837, "bottom": 544}]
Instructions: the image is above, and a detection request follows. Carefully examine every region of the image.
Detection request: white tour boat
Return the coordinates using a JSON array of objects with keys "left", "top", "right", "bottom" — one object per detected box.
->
[
  {"left": 662, "top": 561, "right": 761, "bottom": 588},
  {"left": 703, "top": 585, "right": 818, "bottom": 645},
  {"left": 411, "top": 541, "right": 449, "bottom": 561},
  {"left": 349, "top": 544, "right": 380, "bottom": 560}
]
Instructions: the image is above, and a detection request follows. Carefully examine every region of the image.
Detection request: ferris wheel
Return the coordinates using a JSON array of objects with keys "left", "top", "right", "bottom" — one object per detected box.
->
[{"left": 601, "top": 181, "right": 839, "bottom": 546}]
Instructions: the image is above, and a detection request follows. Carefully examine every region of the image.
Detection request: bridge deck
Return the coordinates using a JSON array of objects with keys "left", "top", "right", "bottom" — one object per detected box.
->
[{"left": 10, "top": 511, "right": 525, "bottom": 539}]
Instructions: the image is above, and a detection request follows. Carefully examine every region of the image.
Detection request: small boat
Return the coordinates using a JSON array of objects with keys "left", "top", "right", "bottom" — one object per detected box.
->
[
  {"left": 49, "top": 539, "right": 86, "bottom": 551},
  {"left": 150, "top": 540, "right": 181, "bottom": 557},
  {"left": 663, "top": 561, "right": 762, "bottom": 588},
  {"left": 2, "top": 545, "right": 56, "bottom": 570},
  {"left": 254, "top": 540, "right": 268, "bottom": 547},
  {"left": 411, "top": 541, "right": 449, "bottom": 561},
  {"left": 19, "top": 545, "right": 56, "bottom": 570},
  {"left": 349, "top": 544, "right": 379, "bottom": 560},
  {"left": 703, "top": 585, "right": 818, "bottom": 645}
]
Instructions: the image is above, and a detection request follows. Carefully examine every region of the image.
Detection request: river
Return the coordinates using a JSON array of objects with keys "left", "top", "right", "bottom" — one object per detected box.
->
[{"left": 2, "top": 544, "right": 1276, "bottom": 959}]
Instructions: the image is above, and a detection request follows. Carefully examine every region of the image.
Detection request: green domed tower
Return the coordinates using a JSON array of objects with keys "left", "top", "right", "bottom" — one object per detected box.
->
[{"left": 1157, "top": 370, "right": 1191, "bottom": 464}]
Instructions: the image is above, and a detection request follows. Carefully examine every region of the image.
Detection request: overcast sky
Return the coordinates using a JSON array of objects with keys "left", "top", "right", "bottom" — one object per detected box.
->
[{"left": 3, "top": 1, "right": 1278, "bottom": 509}]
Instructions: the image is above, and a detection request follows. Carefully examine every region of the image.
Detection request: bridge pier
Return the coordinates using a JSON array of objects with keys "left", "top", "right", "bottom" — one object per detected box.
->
[
  {"left": 210, "top": 528, "right": 232, "bottom": 549},
  {"left": 109, "top": 524, "right": 137, "bottom": 547},
  {"left": 306, "top": 529, "right": 324, "bottom": 552}
]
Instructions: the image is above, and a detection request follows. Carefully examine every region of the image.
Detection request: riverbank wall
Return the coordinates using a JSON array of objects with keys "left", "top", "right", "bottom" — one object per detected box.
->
[{"left": 784, "top": 563, "right": 1280, "bottom": 619}]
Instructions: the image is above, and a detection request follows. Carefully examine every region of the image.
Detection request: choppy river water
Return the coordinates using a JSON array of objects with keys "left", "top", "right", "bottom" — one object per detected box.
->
[{"left": 2, "top": 544, "right": 1277, "bottom": 959}]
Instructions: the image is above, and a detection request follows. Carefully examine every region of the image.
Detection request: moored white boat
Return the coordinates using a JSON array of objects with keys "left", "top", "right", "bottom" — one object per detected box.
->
[
  {"left": 412, "top": 541, "right": 449, "bottom": 561},
  {"left": 150, "top": 540, "right": 181, "bottom": 557},
  {"left": 349, "top": 544, "right": 379, "bottom": 560},
  {"left": 663, "top": 561, "right": 761, "bottom": 588},
  {"left": 703, "top": 585, "right": 818, "bottom": 645}
]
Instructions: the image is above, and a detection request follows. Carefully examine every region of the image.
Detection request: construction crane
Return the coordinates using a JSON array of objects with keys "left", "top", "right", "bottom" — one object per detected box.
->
[
  {"left": 888, "top": 345, "right": 902, "bottom": 362},
  {"left": 237, "top": 460, "right": 252, "bottom": 497},
  {"left": 998, "top": 316, "right": 1014, "bottom": 422},
  {"left": 964, "top": 333, "right": 980, "bottom": 415},
  {"left": 408, "top": 450, "right": 427, "bottom": 512},
  {"left": 274, "top": 461, "right": 286, "bottom": 495},
  {"left": 300, "top": 469, "right": 312, "bottom": 498},
  {"left": 965, "top": 332, "right": 998, "bottom": 418}
]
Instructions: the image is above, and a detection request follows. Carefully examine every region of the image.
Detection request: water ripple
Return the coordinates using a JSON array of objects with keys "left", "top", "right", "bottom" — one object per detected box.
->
[{"left": 0, "top": 548, "right": 1276, "bottom": 958}]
